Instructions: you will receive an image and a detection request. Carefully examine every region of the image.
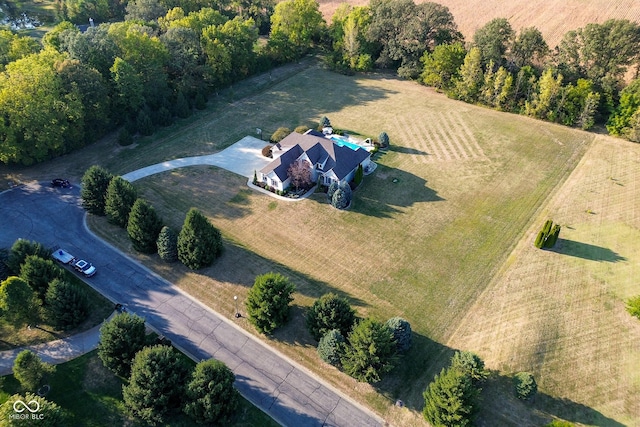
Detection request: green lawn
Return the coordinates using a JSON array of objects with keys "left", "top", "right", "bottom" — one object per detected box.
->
[
  {"left": 0, "top": 350, "right": 278, "bottom": 427},
  {"left": 85, "top": 65, "right": 595, "bottom": 425}
]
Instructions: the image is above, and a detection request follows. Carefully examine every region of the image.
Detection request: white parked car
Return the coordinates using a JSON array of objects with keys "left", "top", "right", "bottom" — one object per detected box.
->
[{"left": 51, "top": 248, "right": 97, "bottom": 277}]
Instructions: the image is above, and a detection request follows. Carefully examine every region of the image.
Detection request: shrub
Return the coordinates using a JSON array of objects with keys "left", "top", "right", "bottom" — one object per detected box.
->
[
  {"left": 341, "top": 318, "right": 397, "bottom": 383},
  {"left": 13, "top": 350, "right": 55, "bottom": 391},
  {"left": 183, "top": 359, "right": 239, "bottom": 424},
  {"left": 81, "top": 165, "right": 114, "bottom": 216},
  {"left": 306, "top": 293, "right": 356, "bottom": 341},
  {"left": 261, "top": 145, "right": 273, "bottom": 158},
  {"left": 174, "top": 91, "right": 191, "bottom": 118},
  {"left": 332, "top": 188, "right": 351, "bottom": 209},
  {"left": 118, "top": 127, "right": 134, "bottom": 146},
  {"left": 136, "top": 109, "right": 154, "bottom": 136},
  {"left": 317, "top": 329, "right": 345, "bottom": 366},
  {"left": 270, "top": 127, "right": 291, "bottom": 143},
  {"left": 514, "top": 371, "right": 537, "bottom": 400},
  {"left": 378, "top": 132, "right": 390, "bottom": 148},
  {"left": 105, "top": 176, "right": 138, "bottom": 228},
  {"left": 294, "top": 125, "right": 309, "bottom": 134},
  {"left": 385, "top": 317, "right": 412, "bottom": 353},
  {"left": 246, "top": 272, "right": 295, "bottom": 334},
  {"left": 319, "top": 116, "right": 331, "bottom": 129},
  {"left": 157, "top": 226, "right": 178, "bottom": 262},
  {"left": 544, "top": 421, "right": 576, "bottom": 427},
  {"left": 177, "top": 208, "right": 223, "bottom": 269},
  {"left": 194, "top": 92, "right": 207, "bottom": 110},
  {"left": 627, "top": 295, "right": 640, "bottom": 319},
  {"left": 44, "top": 278, "right": 89, "bottom": 330},
  {"left": 127, "top": 199, "right": 164, "bottom": 253}
]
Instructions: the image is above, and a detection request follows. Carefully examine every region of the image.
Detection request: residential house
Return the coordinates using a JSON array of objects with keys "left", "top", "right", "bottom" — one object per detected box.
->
[{"left": 259, "top": 131, "right": 371, "bottom": 191}]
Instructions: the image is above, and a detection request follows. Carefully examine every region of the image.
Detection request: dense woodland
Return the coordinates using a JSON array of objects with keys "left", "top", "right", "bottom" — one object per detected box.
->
[{"left": 1, "top": 0, "right": 640, "bottom": 165}]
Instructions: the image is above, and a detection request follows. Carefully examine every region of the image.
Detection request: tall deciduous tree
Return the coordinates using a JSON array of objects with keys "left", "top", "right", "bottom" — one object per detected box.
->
[
  {"left": 472, "top": 18, "right": 515, "bottom": 68},
  {"left": 246, "top": 272, "right": 295, "bottom": 334},
  {"left": 306, "top": 293, "right": 356, "bottom": 341},
  {"left": 177, "top": 208, "right": 223, "bottom": 269},
  {"left": 127, "top": 199, "right": 163, "bottom": 253},
  {"left": 607, "top": 78, "right": 640, "bottom": 136},
  {"left": 341, "top": 318, "right": 397, "bottom": 383},
  {"left": 105, "top": 176, "right": 138, "bottom": 228},
  {"left": 6, "top": 239, "right": 50, "bottom": 274},
  {"left": 123, "top": 345, "right": 190, "bottom": 425},
  {"left": 44, "top": 279, "right": 89, "bottom": 331},
  {"left": 81, "top": 165, "right": 114, "bottom": 216},
  {"left": 367, "top": 0, "right": 461, "bottom": 78},
  {"left": 510, "top": 27, "right": 548, "bottom": 69},
  {"left": 269, "top": 0, "right": 324, "bottom": 58},
  {"left": 183, "top": 359, "right": 239, "bottom": 424},
  {"left": 453, "top": 47, "right": 483, "bottom": 102},
  {"left": 13, "top": 350, "right": 55, "bottom": 391},
  {"left": 0, "top": 276, "right": 40, "bottom": 327},
  {"left": 98, "top": 312, "right": 147, "bottom": 376},
  {"left": 420, "top": 42, "right": 466, "bottom": 90}
]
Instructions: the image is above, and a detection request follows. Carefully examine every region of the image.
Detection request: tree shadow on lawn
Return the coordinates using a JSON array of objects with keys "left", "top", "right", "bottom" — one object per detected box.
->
[
  {"left": 551, "top": 239, "right": 627, "bottom": 262},
  {"left": 387, "top": 145, "right": 430, "bottom": 156},
  {"left": 350, "top": 164, "right": 444, "bottom": 218},
  {"left": 477, "top": 373, "right": 626, "bottom": 427}
]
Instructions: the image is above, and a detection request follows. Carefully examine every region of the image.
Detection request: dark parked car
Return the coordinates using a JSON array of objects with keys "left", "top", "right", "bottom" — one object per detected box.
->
[{"left": 51, "top": 178, "right": 71, "bottom": 188}]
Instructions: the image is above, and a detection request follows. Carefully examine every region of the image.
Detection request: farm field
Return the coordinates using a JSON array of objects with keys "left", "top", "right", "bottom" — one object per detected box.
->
[
  {"left": 318, "top": 0, "right": 640, "bottom": 48},
  {"left": 81, "top": 65, "right": 629, "bottom": 425}
]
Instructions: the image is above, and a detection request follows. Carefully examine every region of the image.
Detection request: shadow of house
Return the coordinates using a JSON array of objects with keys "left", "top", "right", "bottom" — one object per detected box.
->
[
  {"left": 349, "top": 164, "right": 444, "bottom": 218},
  {"left": 552, "top": 239, "right": 627, "bottom": 262}
]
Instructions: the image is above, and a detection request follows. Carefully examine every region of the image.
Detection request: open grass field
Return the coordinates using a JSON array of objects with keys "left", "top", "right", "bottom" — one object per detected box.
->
[
  {"left": 447, "top": 136, "right": 640, "bottom": 426},
  {"left": 80, "top": 64, "right": 625, "bottom": 425},
  {"left": 0, "top": 349, "right": 278, "bottom": 426},
  {"left": 318, "top": 0, "right": 640, "bottom": 48}
]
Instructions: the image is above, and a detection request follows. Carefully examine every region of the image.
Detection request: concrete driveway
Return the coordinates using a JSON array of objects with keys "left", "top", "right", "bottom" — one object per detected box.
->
[
  {"left": 0, "top": 183, "right": 383, "bottom": 427},
  {"left": 122, "top": 136, "right": 271, "bottom": 182}
]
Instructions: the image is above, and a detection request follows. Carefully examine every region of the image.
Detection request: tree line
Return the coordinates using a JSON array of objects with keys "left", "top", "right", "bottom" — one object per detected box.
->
[{"left": 3, "top": 0, "right": 640, "bottom": 166}]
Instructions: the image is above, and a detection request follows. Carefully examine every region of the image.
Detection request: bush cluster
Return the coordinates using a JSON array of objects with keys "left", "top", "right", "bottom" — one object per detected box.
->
[{"left": 534, "top": 219, "right": 561, "bottom": 249}]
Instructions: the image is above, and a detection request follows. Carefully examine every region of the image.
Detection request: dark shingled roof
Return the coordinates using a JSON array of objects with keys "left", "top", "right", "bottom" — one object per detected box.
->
[{"left": 260, "top": 132, "right": 369, "bottom": 181}]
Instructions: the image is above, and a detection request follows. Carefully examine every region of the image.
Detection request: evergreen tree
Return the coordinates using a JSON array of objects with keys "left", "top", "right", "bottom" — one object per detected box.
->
[
  {"left": 6, "top": 239, "right": 50, "bottom": 274},
  {"left": 385, "top": 317, "right": 412, "bottom": 353},
  {"left": 331, "top": 186, "right": 351, "bottom": 209},
  {"left": 0, "top": 276, "right": 40, "bottom": 327},
  {"left": 354, "top": 164, "right": 364, "bottom": 187},
  {"left": 123, "top": 345, "right": 191, "bottom": 425},
  {"left": 127, "top": 199, "right": 164, "bottom": 253},
  {"left": 317, "top": 329, "right": 345, "bottom": 366},
  {"left": 378, "top": 131, "right": 389, "bottom": 147},
  {"left": 20, "top": 255, "right": 63, "bottom": 300},
  {"left": 136, "top": 109, "right": 154, "bottom": 136},
  {"left": 98, "top": 312, "right": 147, "bottom": 377},
  {"left": 514, "top": 372, "right": 537, "bottom": 400},
  {"left": 13, "top": 350, "right": 55, "bottom": 391},
  {"left": 174, "top": 91, "right": 192, "bottom": 118},
  {"left": 327, "top": 181, "right": 340, "bottom": 201},
  {"left": 306, "top": 293, "right": 356, "bottom": 341},
  {"left": 423, "top": 366, "right": 479, "bottom": 427},
  {"left": 177, "top": 208, "right": 223, "bottom": 269},
  {"left": 450, "top": 351, "right": 488, "bottom": 384},
  {"left": 81, "top": 165, "right": 114, "bottom": 216},
  {"left": 183, "top": 359, "right": 239, "bottom": 424},
  {"left": 157, "top": 226, "right": 178, "bottom": 262},
  {"left": 44, "top": 278, "right": 89, "bottom": 331},
  {"left": 341, "top": 318, "right": 397, "bottom": 383},
  {"left": 246, "top": 272, "right": 295, "bottom": 334},
  {"left": 105, "top": 176, "right": 138, "bottom": 228}
]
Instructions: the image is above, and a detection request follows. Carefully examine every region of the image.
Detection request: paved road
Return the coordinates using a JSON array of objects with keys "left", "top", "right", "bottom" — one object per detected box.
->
[{"left": 0, "top": 183, "right": 384, "bottom": 427}]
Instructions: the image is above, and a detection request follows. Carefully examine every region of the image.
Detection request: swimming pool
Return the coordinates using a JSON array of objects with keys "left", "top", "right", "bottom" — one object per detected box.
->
[{"left": 329, "top": 135, "right": 362, "bottom": 151}]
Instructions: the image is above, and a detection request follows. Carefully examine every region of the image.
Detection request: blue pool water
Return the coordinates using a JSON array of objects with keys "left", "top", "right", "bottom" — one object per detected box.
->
[{"left": 329, "top": 135, "right": 362, "bottom": 151}]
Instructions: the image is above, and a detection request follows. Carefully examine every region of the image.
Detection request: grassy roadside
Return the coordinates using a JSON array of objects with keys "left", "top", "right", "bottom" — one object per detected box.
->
[{"left": 0, "top": 350, "right": 278, "bottom": 427}]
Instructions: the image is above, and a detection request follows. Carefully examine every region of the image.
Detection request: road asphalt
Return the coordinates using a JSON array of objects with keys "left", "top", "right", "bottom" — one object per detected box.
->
[{"left": 0, "top": 182, "right": 385, "bottom": 427}]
